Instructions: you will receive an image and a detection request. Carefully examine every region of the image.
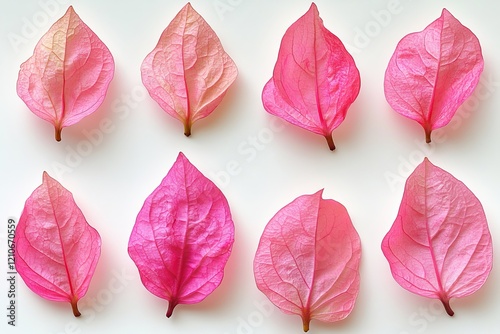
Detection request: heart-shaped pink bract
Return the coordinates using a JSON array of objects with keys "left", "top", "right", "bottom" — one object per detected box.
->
[
  {"left": 382, "top": 158, "right": 492, "bottom": 315},
  {"left": 141, "top": 3, "right": 238, "bottom": 136},
  {"left": 17, "top": 6, "right": 115, "bottom": 141},
  {"left": 262, "top": 3, "right": 360, "bottom": 150},
  {"left": 128, "top": 152, "right": 235, "bottom": 317},
  {"left": 14, "top": 172, "right": 101, "bottom": 317},
  {"left": 384, "top": 8, "right": 483, "bottom": 143},
  {"left": 254, "top": 190, "right": 361, "bottom": 332}
]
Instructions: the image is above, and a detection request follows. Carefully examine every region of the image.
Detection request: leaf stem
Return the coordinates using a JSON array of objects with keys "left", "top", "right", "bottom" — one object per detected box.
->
[
  {"left": 425, "top": 128, "right": 432, "bottom": 143},
  {"left": 440, "top": 298, "right": 454, "bottom": 316},
  {"left": 166, "top": 300, "right": 178, "bottom": 318},
  {"left": 71, "top": 298, "right": 81, "bottom": 317},
  {"left": 324, "top": 134, "right": 335, "bottom": 151},
  {"left": 302, "top": 315, "right": 310, "bottom": 332},
  {"left": 184, "top": 122, "right": 192, "bottom": 137},
  {"left": 55, "top": 127, "right": 62, "bottom": 142}
]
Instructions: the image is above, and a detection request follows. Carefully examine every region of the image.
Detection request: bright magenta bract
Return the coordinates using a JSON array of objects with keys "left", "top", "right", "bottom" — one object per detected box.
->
[
  {"left": 15, "top": 172, "right": 101, "bottom": 316},
  {"left": 262, "top": 3, "right": 360, "bottom": 150},
  {"left": 128, "top": 152, "right": 235, "bottom": 317}
]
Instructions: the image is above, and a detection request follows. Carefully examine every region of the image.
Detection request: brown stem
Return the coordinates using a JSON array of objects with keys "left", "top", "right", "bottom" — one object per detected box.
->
[
  {"left": 71, "top": 298, "right": 81, "bottom": 317},
  {"left": 440, "top": 298, "right": 454, "bottom": 316},
  {"left": 166, "top": 300, "right": 178, "bottom": 318},
  {"left": 55, "top": 127, "right": 62, "bottom": 142},
  {"left": 425, "top": 128, "right": 432, "bottom": 143},
  {"left": 184, "top": 122, "right": 191, "bottom": 137},
  {"left": 302, "top": 315, "right": 310, "bottom": 332},
  {"left": 324, "top": 134, "right": 336, "bottom": 151}
]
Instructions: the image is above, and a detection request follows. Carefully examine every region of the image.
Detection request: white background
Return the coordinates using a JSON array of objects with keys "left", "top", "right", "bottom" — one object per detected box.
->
[{"left": 1, "top": 0, "right": 499, "bottom": 333}]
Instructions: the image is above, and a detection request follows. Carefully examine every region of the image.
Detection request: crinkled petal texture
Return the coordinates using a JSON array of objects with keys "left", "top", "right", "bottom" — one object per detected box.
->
[
  {"left": 16, "top": 6, "right": 114, "bottom": 141},
  {"left": 254, "top": 190, "right": 361, "bottom": 332},
  {"left": 141, "top": 3, "right": 237, "bottom": 136},
  {"left": 384, "top": 8, "right": 483, "bottom": 143},
  {"left": 262, "top": 3, "right": 360, "bottom": 150},
  {"left": 128, "top": 152, "right": 234, "bottom": 317},
  {"left": 14, "top": 172, "right": 101, "bottom": 317},
  {"left": 382, "top": 158, "right": 492, "bottom": 316}
]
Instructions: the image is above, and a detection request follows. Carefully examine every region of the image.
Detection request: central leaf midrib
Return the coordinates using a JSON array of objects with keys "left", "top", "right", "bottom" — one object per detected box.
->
[
  {"left": 312, "top": 19, "right": 327, "bottom": 134},
  {"left": 423, "top": 168, "right": 447, "bottom": 298},
  {"left": 59, "top": 10, "right": 72, "bottom": 126},
  {"left": 172, "top": 166, "right": 192, "bottom": 300},
  {"left": 180, "top": 10, "right": 191, "bottom": 126},
  {"left": 303, "top": 195, "right": 321, "bottom": 319},
  {"left": 48, "top": 185, "right": 77, "bottom": 302},
  {"left": 425, "top": 19, "right": 446, "bottom": 129}
]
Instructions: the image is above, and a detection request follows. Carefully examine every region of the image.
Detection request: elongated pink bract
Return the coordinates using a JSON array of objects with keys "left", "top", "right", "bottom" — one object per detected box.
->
[
  {"left": 14, "top": 172, "right": 101, "bottom": 316},
  {"left": 262, "top": 3, "right": 360, "bottom": 150},
  {"left": 141, "top": 3, "right": 238, "bottom": 136},
  {"left": 384, "top": 9, "right": 483, "bottom": 143},
  {"left": 128, "top": 152, "right": 235, "bottom": 317},
  {"left": 254, "top": 190, "right": 361, "bottom": 332},
  {"left": 17, "top": 6, "right": 115, "bottom": 141},
  {"left": 382, "top": 158, "right": 492, "bottom": 315}
]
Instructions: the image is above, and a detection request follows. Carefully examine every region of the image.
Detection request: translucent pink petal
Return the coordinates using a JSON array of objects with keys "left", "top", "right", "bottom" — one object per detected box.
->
[
  {"left": 14, "top": 172, "right": 101, "bottom": 317},
  {"left": 128, "top": 152, "right": 235, "bottom": 317},
  {"left": 262, "top": 3, "right": 360, "bottom": 150},
  {"left": 384, "top": 8, "right": 483, "bottom": 143},
  {"left": 254, "top": 190, "right": 361, "bottom": 332},
  {"left": 382, "top": 158, "right": 492, "bottom": 315},
  {"left": 16, "top": 6, "right": 115, "bottom": 141},
  {"left": 141, "top": 3, "right": 238, "bottom": 136}
]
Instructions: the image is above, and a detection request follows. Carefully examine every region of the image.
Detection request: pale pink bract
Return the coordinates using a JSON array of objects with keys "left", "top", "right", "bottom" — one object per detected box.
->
[
  {"left": 17, "top": 6, "right": 115, "bottom": 141},
  {"left": 382, "top": 158, "right": 493, "bottom": 315},
  {"left": 254, "top": 190, "right": 361, "bottom": 332},
  {"left": 141, "top": 3, "right": 238, "bottom": 136}
]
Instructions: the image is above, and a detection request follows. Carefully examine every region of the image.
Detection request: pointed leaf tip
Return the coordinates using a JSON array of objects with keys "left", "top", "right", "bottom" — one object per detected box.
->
[
  {"left": 141, "top": 3, "right": 237, "bottom": 135},
  {"left": 254, "top": 191, "right": 361, "bottom": 330},
  {"left": 14, "top": 172, "right": 101, "bottom": 316},
  {"left": 308, "top": 2, "right": 318, "bottom": 13},
  {"left": 262, "top": 4, "right": 360, "bottom": 150},
  {"left": 128, "top": 152, "right": 235, "bottom": 316},
  {"left": 382, "top": 158, "right": 492, "bottom": 315},
  {"left": 17, "top": 6, "right": 114, "bottom": 141},
  {"left": 384, "top": 9, "right": 483, "bottom": 142}
]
